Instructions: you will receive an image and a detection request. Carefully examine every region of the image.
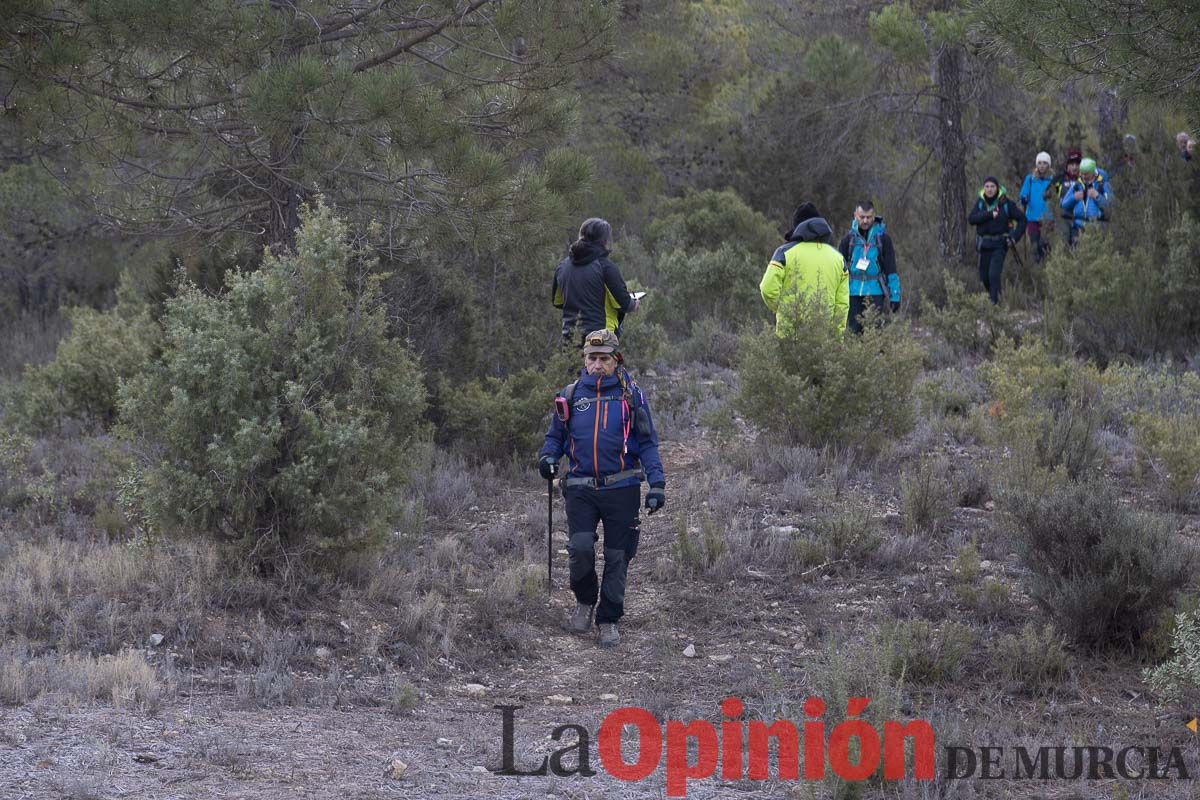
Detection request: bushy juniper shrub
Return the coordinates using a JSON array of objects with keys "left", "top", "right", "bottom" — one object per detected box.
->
[
  {"left": 644, "top": 188, "right": 779, "bottom": 256},
  {"left": 925, "top": 270, "right": 1020, "bottom": 357},
  {"left": 980, "top": 337, "right": 1106, "bottom": 483},
  {"left": 12, "top": 293, "right": 158, "bottom": 432},
  {"left": 649, "top": 245, "right": 766, "bottom": 336},
  {"left": 1002, "top": 478, "right": 1191, "bottom": 650},
  {"left": 434, "top": 347, "right": 574, "bottom": 463},
  {"left": 118, "top": 205, "right": 428, "bottom": 565},
  {"left": 641, "top": 189, "right": 777, "bottom": 339},
  {"left": 1044, "top": 217, "right": 1200, "bottom": 363},
  {"left": 1130, "top": 413, "right": 1200, "bottom": 512},
  {"left": 736, "top": 297, "right": 924, "bottom": 451}
]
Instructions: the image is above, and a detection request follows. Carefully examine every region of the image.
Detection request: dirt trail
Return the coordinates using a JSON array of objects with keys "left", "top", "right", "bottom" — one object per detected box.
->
[
  {"left": 2, "top": 441, "right": 798, "bottom": 799},
  {"left": 4, "top": 435, "right": 1195, "bottom": 799}
]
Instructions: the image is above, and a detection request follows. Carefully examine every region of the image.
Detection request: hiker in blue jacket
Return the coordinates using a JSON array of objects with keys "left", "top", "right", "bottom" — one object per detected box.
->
[
  {"left": 1019, "top": 152, "right": 1056, "bottom": 263},
  {"left": 1060, "top": 158, "right": 1112, "bottom": 246},
  {"left": 836, "top": 200, "right": 901, "bottom": 334},
  {"left": 538, "top": 329, "right": 665, "bottom": 649}
]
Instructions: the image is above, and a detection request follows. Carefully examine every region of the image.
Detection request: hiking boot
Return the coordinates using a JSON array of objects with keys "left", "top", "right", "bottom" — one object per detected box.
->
[
  {"left": 598, "top": 623, "right": 620, "bottom": 648},
  {"left": 563, "top": 603, "right": 594, "bottom": 634}
]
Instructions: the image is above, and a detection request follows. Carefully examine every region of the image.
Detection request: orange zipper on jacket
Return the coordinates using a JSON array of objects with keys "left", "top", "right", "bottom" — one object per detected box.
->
[{"left": 592, "top": 375, "right": 602, "bottom": 481}]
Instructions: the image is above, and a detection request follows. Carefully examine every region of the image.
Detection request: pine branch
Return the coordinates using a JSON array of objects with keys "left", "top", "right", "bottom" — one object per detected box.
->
[{"left": 351, "top": 0, "right": 495, "bottom": 73}]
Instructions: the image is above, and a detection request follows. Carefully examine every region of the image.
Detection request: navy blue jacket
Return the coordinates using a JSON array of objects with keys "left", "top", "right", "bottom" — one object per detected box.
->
[
  {"left": 968, "top": 189, "right": 1027, "bottom": 249},
  {"left": 539, "top": 369, "right": 665, "bottom": 489}
]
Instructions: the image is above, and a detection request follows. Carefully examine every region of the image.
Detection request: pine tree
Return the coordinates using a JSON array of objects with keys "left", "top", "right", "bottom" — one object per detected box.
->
[
  {"left": 974, "top": 0, "right": 1200, "bottom": 128},
  {"left": 0, "top": 1, "right": 615, "bottom": 253}
]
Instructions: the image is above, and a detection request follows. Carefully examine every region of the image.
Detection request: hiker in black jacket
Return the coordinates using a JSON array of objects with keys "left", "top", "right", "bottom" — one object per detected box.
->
[
  {"left": 552, "top": 218, "right": 638, "bottom": 345},
  {"left": 967, "top": 177, "right": 1026, "bottom": 305}
]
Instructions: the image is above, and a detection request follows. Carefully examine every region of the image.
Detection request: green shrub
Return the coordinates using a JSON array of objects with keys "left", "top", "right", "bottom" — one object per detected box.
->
[
  {"left": 117, "top": 205, "right": 428, "bottom": 565},
  {"left": 996, "top": 624, "right": 1069, "bottom": 694},
  {"left": 674, "top": 513, "right": 728, "bottom": 575},
  {"left": 952, "top": 461, "right": 991, "bottom": 507},
  {"left": 648, "top": 245, "right": 767, "bottom": 335},
  {"left": 879, "top": 619, "right": 975, "bottom": 684},
  {"left": 1045, "top": 218, "right": 1200, "bottom": 362},
  {"left": 434, "top": 348, "right": 574, "bottom": 463},
  {"left": 915, "top": 368, "right": 985, "bottom": 418},
  {"left": 736, "top": 298, "right": 924, "bottom": 451},
  {"left": 645, "top": 188, "right": 779, "bottom": 256},
  {"left": 791, "top": 507, "right": 881, "bottom": 572},
  {"left": 1144, "top": 610, "right": 1200, "bottom": 704},
  {"left": 1101, "top": 364, "right": 1200, "bottom": 431},
  {"left": 1131, "top": 413, "right": 1200, "bottom": 511},
  {"left": 981, "top": 338, "right": 1106, "bottom": 483},
  {"left": 901, "top": 456, "right": 954, "bottom": 536},
  {"left": 677, "top": 316, "right": 741, "bottom": 367},
  {"left": 1003, "top": 479, "right": 1192, "bottom": 650},
  {"left": 641, "top": 189, "right": 778, "bottom": 339},
  {"left": 13, "top": 297, "right": 158, "bottom": 432},
  {"left": 925, "top": 270, "right": 1020, "bottom": 356}
]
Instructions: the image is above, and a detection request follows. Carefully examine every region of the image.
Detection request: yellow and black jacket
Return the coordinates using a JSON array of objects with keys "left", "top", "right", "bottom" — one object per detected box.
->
[
  {"left": 760, "top": 217, "right": 850, "bottom": 336},
  {"left": 552, "top": 240, "right": 636, "bottom": 341}
]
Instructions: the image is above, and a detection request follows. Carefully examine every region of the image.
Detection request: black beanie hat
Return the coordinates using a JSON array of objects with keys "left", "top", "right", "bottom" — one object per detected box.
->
[
  {"left": 983, "top": 176, "right": 999, "bottom": 187},
  {"left": 791, "top": 201, "right": 821, "bottom": 229}
]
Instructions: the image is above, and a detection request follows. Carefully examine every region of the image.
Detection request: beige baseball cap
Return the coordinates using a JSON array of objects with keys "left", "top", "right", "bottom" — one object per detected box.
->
[{"left": 582, "top": 329, "right": 619, "bottom": 354}]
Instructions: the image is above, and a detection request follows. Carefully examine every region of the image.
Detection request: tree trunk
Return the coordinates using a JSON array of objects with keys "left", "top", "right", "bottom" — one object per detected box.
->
[
  {"left": 265, "top": 0, "right": 305, "bottom": 252},
  {"left": 935, "top": 42, "right": 968, "bottom": 266},
  {"left": 266, "top": 124, "right": 304, "bottom": 252}
]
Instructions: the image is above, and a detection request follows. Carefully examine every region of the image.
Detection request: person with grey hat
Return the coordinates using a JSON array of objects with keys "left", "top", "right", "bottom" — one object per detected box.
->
[
  {"left": 551, "top": 218, "right": 639, "bottom": 346},
  {"left": 538, "top": 329, "right": 665, "bottom": 648}
]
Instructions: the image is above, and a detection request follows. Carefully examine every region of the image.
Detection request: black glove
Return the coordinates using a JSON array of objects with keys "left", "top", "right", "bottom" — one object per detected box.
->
[
  {"left": 538, "top": 456, "right": 558, "bottom": 480},
  {"left": 645, "top": 484, "right": 665, "bottom": 514},
  {"left": 890, "top": 301, "right": 901, "bottom": 313}
]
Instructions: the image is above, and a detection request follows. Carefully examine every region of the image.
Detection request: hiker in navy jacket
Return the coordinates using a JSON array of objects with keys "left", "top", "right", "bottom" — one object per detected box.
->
[
  {"left": 538, "top": 329, "right": 664, "bottom": 648},
  {"left": 968, "top": 176, "right": 1026, "bottom": 305}
]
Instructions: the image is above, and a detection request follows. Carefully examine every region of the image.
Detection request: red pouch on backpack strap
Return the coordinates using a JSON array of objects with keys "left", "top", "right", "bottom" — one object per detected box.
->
[{"left": 555, "top": 395, "right": 570, "bottom": 423}]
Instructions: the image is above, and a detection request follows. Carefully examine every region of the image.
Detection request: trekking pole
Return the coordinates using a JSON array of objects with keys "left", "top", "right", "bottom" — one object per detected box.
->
[{"left": 547, "top": 477, "right": 554, "bottom": 600}]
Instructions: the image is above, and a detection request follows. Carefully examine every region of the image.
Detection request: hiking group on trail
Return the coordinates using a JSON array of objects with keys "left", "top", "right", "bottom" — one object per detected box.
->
[{"left": 537, "top": 136, "right": 1194, "bottom": 647}]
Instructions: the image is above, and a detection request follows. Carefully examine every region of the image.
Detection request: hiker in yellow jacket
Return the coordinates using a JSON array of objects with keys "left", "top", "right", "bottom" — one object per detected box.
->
[{"left": 760, "top": 202, "right": 850, "bottom": 335}]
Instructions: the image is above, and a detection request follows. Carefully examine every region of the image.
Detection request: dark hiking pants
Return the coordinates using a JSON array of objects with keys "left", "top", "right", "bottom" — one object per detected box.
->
[
  {"left": 848, "top": 294, "right": 887, "bottom": 335},
  {"left": 977, "top": 246, "right": 1007, "bottom": 305},
  {"left": 565, "top": 485, "right": 641, "bottom": 625},
  {"left": 1027, "top": 221, "right": 1050, "bottom": 263}
]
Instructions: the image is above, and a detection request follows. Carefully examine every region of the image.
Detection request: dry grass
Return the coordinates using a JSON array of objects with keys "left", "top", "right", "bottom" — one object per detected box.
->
[
  {"left": 901, "top": 456, "right": 954, "bottom": 536},
  {"left": 1, "top": 644, "right": 166, "bottom": 710}
]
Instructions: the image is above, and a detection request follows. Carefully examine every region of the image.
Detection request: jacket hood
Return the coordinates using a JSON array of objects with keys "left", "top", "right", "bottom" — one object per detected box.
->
[
  {"left": 851, "top": 215, "right": 886, "bottom": 238},
  {"left": 569, "top": 239, "right": 608, "bottom": 265},
  {"left": 978, "top": 185, "right": 1009, "bottom": 202},
  {"left": 787, "top": 217, "right": 833, "bottom": 243}
]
